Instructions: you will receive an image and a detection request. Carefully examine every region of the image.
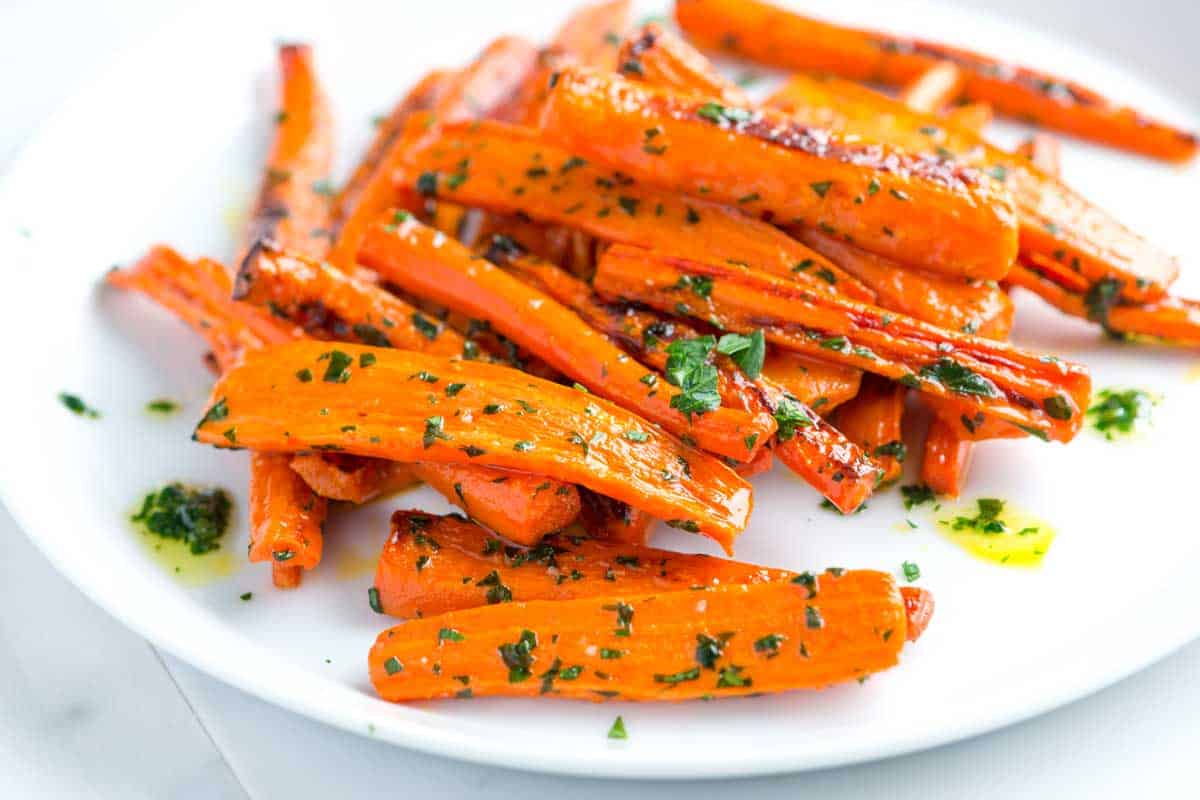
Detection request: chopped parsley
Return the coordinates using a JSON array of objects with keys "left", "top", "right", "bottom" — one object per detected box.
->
[
  {"left": 59, "top": 392, "right": 100, "bottom": 418},
  {"left": 663, "top": 336, "right": 721, "bottom": 419},
  {"left": 497, "top": 629, "right": 538, "bottom": 682},
  {"left": 716, "top": 329, "right": 765, "bottom": 379},
  {"left": 607, "top": 715, "right": 628, "bottom": 740},
  {"left": 1087, "top": 387, "right": 1155, "bottom": 440},
  {"left": 320, "top": 350, "right": 353, "bottom": 383},
  {"left": 901, "top": 483, "right": 936, "bottom": 510},
  {"left": 131, "top": 483, "right": 231, "bottom": 555},
  {"left": 902, "top": 561, "right": 921, "bottom": 582},
  {"left": 146, "top": 398, "right": 179, "bottom": 414},
  {"left": 919, "top": 358, "right": 999, "bottom": 397}
]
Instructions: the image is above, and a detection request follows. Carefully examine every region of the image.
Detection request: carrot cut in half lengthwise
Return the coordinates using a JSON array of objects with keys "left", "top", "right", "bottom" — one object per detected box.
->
[
  {"left": 357, "top": 212, "right": 777, "bottom": 462},
  {"left": 536, "top": 67, "right": 1018, "bottom": 280},
  {"left": 248, "top": 451, "right": 327, "bottom": 573},
  {"left": 593, "top": 245, "right": 1091, "bottom": 443},
  {"left": 369, "top": 569, "right": 918, "bottom": 702},
  {"left": 374, "top": 510, "right": 792, "bottom": 618},
  {"left": 673, "top": 0, "right": 1197, "bottom": 162},
  {"left": 193, "top": 341, "right": 752, "bottom": 551}
]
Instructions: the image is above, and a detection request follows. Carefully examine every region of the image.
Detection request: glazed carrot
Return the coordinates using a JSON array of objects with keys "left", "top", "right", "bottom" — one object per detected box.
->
[
  {"left": 765, "top": 73, "right": 1179, "bottom": 303},
  {"left": 551, "top": 0, "right": 630, "bottom": 72},
  {"left": 536, "top": 67, "right": 1019, "bottom": 280},
  {"left": 579, "top": 490, "right": 657, "bottom": 545},
  {"left": 675, "top": 0, "right": 1198, "bottom": 161},
  {"left": 900, "top": 587, "right": 935, "bottom": 642},
  {"left": 759, "top": 351, "right": 860, "bottom": 412},
  {"left": 411, "top": 464, "right": 581, "bottom": 546},
  {"left": 334, "top": 69, "right": 455, "bottom": 231},
  {"left": 373, "top": 510, "right": 789, "bottom": 618},
  {"left": 898, "top": 62, "right": 965, "bottom": 113},
  {"left": 618, "top": 23, "right": 750, "bottom": 106},
  {"left": 943, "top": 102, "right": 993, "bottom": 133},
  {"left": 248, "top": 451, "right": 328, "bottom": 573},
  {"left": 328, "top": 36, "right": 539, "bottom": 269},
  {"left": 289, "top": 454, "right": 420, "bottom": 504},
  {"left": 273, "top": 563, "right": 303, "bottom": 589},
  {"left": 244, "top": 44, "right": 334, "bottom": 260},
  {"left": 1015, "top": 133, "right": 1062, "bottom": 176},
  {"left": 830, "top": 376, "right": 906, "bottom": 484},
  {"left": 594, "top": 244, "right": 1092, "bottom": 443},
  {"left": 920, "top": 417, "right": 975, "bottom": 497},
  {"left": 797, "top": 229, "right": 1014, "bottom": 340},
  {"left": 357, "top": 213, "right": 778, "bottom": 462},
  {"left": 394, "top": 116, "right": 872, "bottom": 301},
  {"left": 369, "top": 570, "right": 914, "bottom": 702},
  {"left": 194, "top": 341, "right": 753, "bottom": 551}
]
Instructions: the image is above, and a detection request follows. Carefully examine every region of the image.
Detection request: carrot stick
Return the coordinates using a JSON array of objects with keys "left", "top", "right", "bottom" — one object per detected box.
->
[
  {"left": 357, "top": 213, "right": 778, "bottom": 462},
  {"left": 943, "top": 102, "right": 993, "bottom": 133},
  {"left": 897, "top": 61, "right": 965, "bottom": 112},
  {"left": 765, "top": 73, "right": 1179, "bottom": 303},
  {"left": 759, "top": 351, "right": 861, "bottom": 412},
  {"left": 374, "top": 510, "right": 790, "bottom": 618},
  {"left": 194, "top": 341, "right": 753, "bottom": 552},
  {"left": 674, "top": 0, "right": 1198, "bottom": 162},
  {"left": 920, "top": 417, "right": 975, "bottom": 497},
  {"left": 394, "top": 116, "right": 873, "bottom": 301},
  {"left": 328, "top": 36, "right": 539, "bottom": 270},
  {"left": 578, "top": 491, "right": 657, "bottom": 546},
  {"left": 594, "top": 244, "right": 1092, "bottom": 443},
  {"left": 369, "top": 569, "right": 916, "bottom": 702},
  {"left": 289, "top": 454, "right": 420, "bottom": 504},
  {"left": 830, "top": 375, "right": 906, "bottom": 484},
  {"left": 536, "top": 67, "right": 1019, "bottom": 281},
  {"left": 244, "top": 44, "right": 334, "bottom": 261},
  {"left": 272, "top": 563, "right": 303, "bottom": 589},
  {"left": 248, "top": 451, "right": 328, "bottom": 572},
  {"left": 551, "top": 0, "right": 630, "bottom": 72},
  {"left": 900, "top": 587, "right": 935, "bottom": 642},
  {"left": 618, "top": 22, "right": 750, "bottom": 106}
]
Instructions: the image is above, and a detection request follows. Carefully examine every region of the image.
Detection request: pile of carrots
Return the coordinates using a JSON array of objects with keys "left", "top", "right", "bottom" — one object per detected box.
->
[{"left": 109, "top": 0, "right": 1195, "bottom": 704}]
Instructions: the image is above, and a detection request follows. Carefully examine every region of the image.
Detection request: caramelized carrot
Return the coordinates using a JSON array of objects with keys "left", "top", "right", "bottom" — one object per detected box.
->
[
  {"left": 943, "top": 102, "right": 993, "bottom": 132},
  {"left": 675, "top": 0, "right": 1198, "bottom": 161},
  {"left": 830, "top": 376, "right": 906, "bottom": 483},
  {"left": 374, "top": 510, "right": 789, "bottom": 618},
  {"left": 329, "top": 36, "right": 539, "bottom": 269},
  {"left": 394, "top": 116, "right": 872, "bottom": 301},
  {"left": 244, "top": 44, "right": 334, "bottom": 260},
  {"left": 357, "top": 213, "right": 778, "bottom": 462},
  {"left": 579, "top": 490, "right": 657, "bottom": 546},
  {"left": 594, "top": 244, "right": 1092, "bottom": 443},
  {"left": 765, "top": 72, "right": 1179, "bottom": 303},
  {"left": 618, "top": 23, "right": 750, "bottom": 105},
  {"left": 900, "top": 587, "right": 935, "bottom": 642},
  {"left": 194, "top": 341, "right": 753, "bottom": 552},
  {"left": 248, "top": 451, "right": 327, "bottom": 572},
  {"left": 920, "top": 417, "right": 975, "bottom": 497},
  {"left": 369, "top": 570, "right": 915, "bottom": 701},
  {"left": 898, "top": 62, "right": 965, "bottom": 112},
  {"left": 273, "top": 563, "right": 303, "bottom": 589},
  {"left": 759, "top": 351, "right": 860, "bottom": 412},
  {"left": 289, "top": 453, "right": 420, "bottom": 504},
  {"left": 537, "top": 67, "right": 1019, "bottom": 280},
  {"left": 551, "top": 0, "right": 630, "bottom": 72}
]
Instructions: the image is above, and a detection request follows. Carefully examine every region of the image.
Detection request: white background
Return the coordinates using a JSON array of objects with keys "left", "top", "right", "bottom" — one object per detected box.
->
[{"left": 2, "top": 0, "right": 1198, "bottom": 796}]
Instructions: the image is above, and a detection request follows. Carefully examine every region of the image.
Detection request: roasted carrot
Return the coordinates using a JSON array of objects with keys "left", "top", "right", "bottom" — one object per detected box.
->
[
  {"left": 194, "top": 341, "right": 753, "bottom": 551},
  {"left": 920, "top": 417, "right": 975, "bottom": 497},
  {"left": 759, "top": 351, "right": 860, "bottom": 412},
  {"left": 594, "top": 244, "right": 1092, "bottom": 443},
  {"left": 618, "top": 22, "right": 750, "bottom": 106},
  {"left": 830, "top": 375, "right": 906, "bottom": 484},
  {"left": 578, "top": 490, "right": 657, "bottom": 546},
  {"left": 536, "top": 67, "right": 1019, "bottom": 281},
  {"left": 411, "top": 464, "right": 581, "bottom": 546},
  {"left": 943, "top": 102, "right": 993, "bottom": 133},
  {"left": 551, "top": 0, "right": 630, "bottom": 72},
  {"left": 373, "top": 510, "right": 790, "bottom": 618},
  {"left": 765, "top": 73, "right": 1179, "bottom": 303},
  {"left": 357, "top": 213, "right": 778, "bottom": 462},
  {"left": 369, "top": 570, "right": 916, "bottom": 702},
  {"left": 244, "top": 44, "right": 334, "bottom": 261},
  {"left": 248, "top": 451, "right": 328, "bottom": 574},
  {"left": 289, "top": 453, "right": 420, "bottom": 504},
  {"left": 900, "top": 587, "right": 935, "bottom": 642},
  {"left": 897, "top": 61, "right": 965, "bottom": 113},
  {"left": 328, "top": 36, "right": 539, "bottom": 269},
  {"left": 675, "top": 0, "right": 1198, "bottom": 161},
  {"left": 393, "top": 116, "right": 872, "bottom": 301}
]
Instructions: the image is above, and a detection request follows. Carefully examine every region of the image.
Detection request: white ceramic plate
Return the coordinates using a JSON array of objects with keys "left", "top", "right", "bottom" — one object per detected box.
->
[{"left": 1, "top": 0, "right": 1198, "bottom": 779}]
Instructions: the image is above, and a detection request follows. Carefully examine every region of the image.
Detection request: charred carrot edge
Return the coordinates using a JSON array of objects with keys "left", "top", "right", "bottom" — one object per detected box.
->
[
  {"left": 357, "top": 213, "right": 778, "bottom": 462},
  {"left": 248, "top": 451, "right": 328, "bottom": 570},
  {"left": 552, "top": 0, "right": 630, "bottom": 72},
  {"left": 195, "top": 341, "right": 753, "bottom": 552},
  {"left": 289, "top": 454, "right": 420, "bottom": 504},
  {"left": 594, "top": 244, "right": 1092, "bottom": 443},
  {"left": 369, "top": 569, "right": 914, "bottom": 702},
  {"left": 395, "top": 116, "right": 873, "bottom": 301},
  {"left": 765, "top": 73, "right": 1178, "bottom": 303},
  {"left": 244, "top": 44, "right": 334, "bottom": 261},
  {"left": 333, "top": 69, "right": 456, "bottom": 231},
  {"left": 579, "top": 490, "right": 657, "bottom": 545},
  {"left": 830, "top": 375, "right": 906, "bottom": 484},
  {"left": 618, "top": 22, "right": 751, "bottom": 106},
  {"left": 900, "top": 587, "right": 934, "bottom": 642},
  {"left": 410, "top": 464, "right": 581, "bottom": 547},
  {"left": 1015, "top": 133, "right": 1061, "bottom": 176},
  {"left": 675, "top": 0, "right": 1198, "bottom": 162},
  {"left": 328, "top": 36, "right": 539, "bottom": 269},
  {"left": 943, "top": 102, "right": 993, "bottom": 133},
  {"left": 374, "top": 510, "right": 789, "bottom": 618},
  {"left": 920, "top": 417, "right": 975, "bottom": 497},
  {"left": 536, "top": 67, "right": 1018, "bottom": 281},
  {"left": 898, "top": 61, "right": 965, "bottom": 112}
]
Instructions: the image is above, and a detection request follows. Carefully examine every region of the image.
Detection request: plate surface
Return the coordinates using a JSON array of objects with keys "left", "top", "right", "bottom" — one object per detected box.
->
[{"left": 1, "top": 0, "right": 1198, "bottom": 779}]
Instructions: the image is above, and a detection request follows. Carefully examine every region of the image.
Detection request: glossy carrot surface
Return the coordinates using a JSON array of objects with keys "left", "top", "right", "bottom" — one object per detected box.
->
[
  {"left": 289, "top": 454, "right": 420, "bottom": 504},
  {"left": 830, "top": 376, "right": 907, "bottom": 484},
  {"left": 248, "top": 451, "right": 327, "bottom": 571}
]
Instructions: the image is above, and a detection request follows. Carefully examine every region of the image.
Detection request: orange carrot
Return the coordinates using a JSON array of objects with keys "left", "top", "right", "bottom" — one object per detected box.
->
[
  {"left": 369, "top": 569, "right": 916, "bottom": 701},
  {"left": 618, "top": 22, "right": 750, "bottom": 105},
  {"left": 830, "top": 375, "right": 906, "bottom": 484},
  {"left": 248, "top": 451, "right": 328, "bottom": 574},
  {"left": 578, "top": 490, "right": 658, "bottom": 546},
  {"left": 244, "top": 44, "right": 334, "bottom": 260},
  {"left": 373, "top": 510, "right": 790, "bottom": 618},
  {"left": 900, "top": 587, "right": 935, "bottom": 642},
  {"left": 898, "top": 61, "right": 965, "bottom": 112},
  {"left": 943, "top": 102, "right": 993, "bottom": 132},
  {"left": 765, "top": 72, "right": 1179, "bottom": 303},
  {"left": 393, "top": 116, "right": 873, "bottom": 301},
  {"left": 920, "top": 417, "right": 975, "bottom": 497},
  {"left": 551, "top": 0, "right": 630, "bottom": 72},
  {"left": 289, "top": 453, "right": 420, "bottom": 504},
  {"left": 1015, "top": 133, "right": 1062, "bottom": 176},
  {"left": 194, "top": 341, "right": 753, "bottom": 552},
  {"left": 759, "top": 351, "right": 861, "bottom": 412},
  {"left": 537, "top": 67, "right": 1019, "bottom": 280},
  {"left": 357, "top": 213, "right": 778, "bottom": 462},
  {"left": 675, "top": 0, "right": 1198, "bottom": 161},
  {"left": 594, "top": 244, "right": 1092, "bottom": 443}
]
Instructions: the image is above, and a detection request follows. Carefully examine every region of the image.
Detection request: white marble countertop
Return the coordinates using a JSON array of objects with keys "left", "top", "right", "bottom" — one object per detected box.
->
[{"left": 3, "top": 1, "right": 1199, "bottom": 796}]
